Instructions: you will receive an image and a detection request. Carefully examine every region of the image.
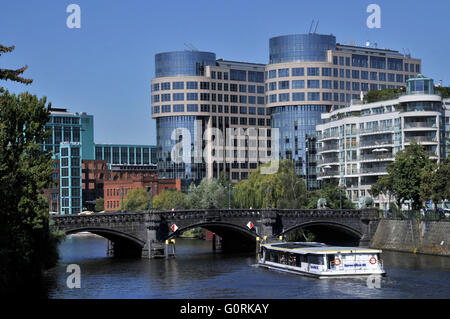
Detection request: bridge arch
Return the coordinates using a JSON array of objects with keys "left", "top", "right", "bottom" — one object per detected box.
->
[
  {"left": 165, "top": 221, "right": 259, "bottom": 252},
  {"left": 280, "top": 221, "right": 363, "bottom": 246},
  {"left": 64, "top": 227, "right": 145, "bottom": 257}
]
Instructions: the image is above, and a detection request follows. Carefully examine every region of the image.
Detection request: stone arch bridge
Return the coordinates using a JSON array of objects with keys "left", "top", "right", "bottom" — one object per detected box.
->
[{"left": 52, "top": 209, "right": 380, "bottom": 258}]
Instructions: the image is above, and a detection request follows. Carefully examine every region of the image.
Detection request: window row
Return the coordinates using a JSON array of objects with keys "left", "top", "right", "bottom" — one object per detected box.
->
[
  {"left": 153, "top": 104, "right": 269, "bottom": 115},
  {"left": 153, "top": 93, "right": 265, "bottom": 104}
]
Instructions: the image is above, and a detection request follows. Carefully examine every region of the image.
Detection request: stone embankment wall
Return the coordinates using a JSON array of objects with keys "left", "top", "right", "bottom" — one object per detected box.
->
[{"left": 371, "top": 219, "right": 450, "bottom": 256}]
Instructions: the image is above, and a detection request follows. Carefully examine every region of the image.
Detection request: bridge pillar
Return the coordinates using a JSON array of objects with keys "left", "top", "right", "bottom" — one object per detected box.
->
[
  {"left": 142, "top": 212, "right": 165, "bottom": 258},
  {"left": 256, "top": 210, "right": 278, "bottom": 242},
  {"left": 359, "top": 208, "right": 380, "bottom": 247}
]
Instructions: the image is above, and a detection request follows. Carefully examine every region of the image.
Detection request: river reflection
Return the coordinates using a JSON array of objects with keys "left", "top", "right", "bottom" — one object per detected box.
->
[{"left": 41, "top": 235, "right": 450, "bottom": 299}]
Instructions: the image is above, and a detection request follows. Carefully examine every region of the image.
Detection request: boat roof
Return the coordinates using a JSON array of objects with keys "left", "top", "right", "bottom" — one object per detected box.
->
[{"left": 261, "top": 242, "right": 382, "bottom": 255}]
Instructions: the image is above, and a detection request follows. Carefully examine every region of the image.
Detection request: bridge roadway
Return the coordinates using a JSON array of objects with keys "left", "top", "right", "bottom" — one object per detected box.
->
[{"left": 52, "top": 208, "right": 380, "bottom": 258}]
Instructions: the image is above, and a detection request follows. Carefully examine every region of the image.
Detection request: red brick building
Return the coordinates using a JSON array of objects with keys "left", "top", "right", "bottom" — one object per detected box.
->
[
  {"left": 103, "top": 164, "right": 181, "bottom": 211},
  {"left": 43, "top": 159, "right": 60, "bottom": 213},
  {"left": 82, "top": 160, "right": 108, "bottom": 211}
]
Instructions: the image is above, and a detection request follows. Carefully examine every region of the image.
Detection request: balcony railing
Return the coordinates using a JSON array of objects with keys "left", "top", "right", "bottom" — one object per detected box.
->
[
  {"left": 359, "top": 153, "right": 394, "bottom": 161},
  {"left": 404, "top": 122, "right": 437, "bottom": 129},
  {"left": 318, "top": 157, "right": 340, "bottom": 165},
  {"left": 319, "top": 132, "right": 339, "bottom": 140},
  {"left": 360, "top": 139, "right": 393, "bottom": 147},
  {"left": 404, "top": 136, "right": 437, "bottom": 143},
  {"left": 321, "top": 144, "right": 339, "bottom": 151},
  {"left": 318, "top": 170, "right": 340, "bottom": 177},
  {"left": 360, "top": 167, "right": 388, "bottom": 174},
  {"left": 359, "top": 126, "right": 394, "bottom": 134}
]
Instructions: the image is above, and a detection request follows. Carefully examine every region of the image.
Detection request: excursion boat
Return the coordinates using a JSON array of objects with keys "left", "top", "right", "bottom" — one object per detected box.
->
[{"left": 258, "top": 242, "right": 386, "bottom": 278}]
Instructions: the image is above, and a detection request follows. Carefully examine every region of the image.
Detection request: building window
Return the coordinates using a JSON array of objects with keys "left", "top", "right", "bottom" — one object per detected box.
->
[
  {"left": 292, "top": 80, "right": 304, "bottom": 89},
  {"left": 292, "top": 68, "right": 304, "bottom": 76},
  {"left": 186, "top": 81, "right": 198, "bottom": 89},
  {"left": 278, "top": 68, "right": 289, "bottom": 77},
  {"left": 172, "top": 81, "right": 184, "bottom": 90}
]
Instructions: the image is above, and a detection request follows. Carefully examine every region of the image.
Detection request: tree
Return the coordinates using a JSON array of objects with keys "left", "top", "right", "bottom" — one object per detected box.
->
[
  {"left": 123, "top": 187, "right": 150, "bottom": 211},
  {"left": 232, "top": 160, "right": 308, "bottom": 209},
  {"left": 371, "top": 143, "right": 431, "bottom": 210},
  {"left": 94, "top": 198, "right": 104, "bottom": 212},
  {"left": 365, "top": 88, "right": 402, "bottom": 103},
  {"left": 434, "top": 86, "right": 450, "bottom": 98},
  {"left": 0, "top": 91, "right": 64, "bottom": 295},
  {"left": 420, "top": 157, "right": 450, "bottom": 210},
  {"left": 187, "top": 178, "right": 227, "bottom": 209},
  {"left": 0, "top": 45, "right": 32, "bottom": 88},
  {"left": 305, "top": 181, "right": 355, "bottom": 209},
  {"left": 153, "top": 189, "right": 188, "bottom": 210}
]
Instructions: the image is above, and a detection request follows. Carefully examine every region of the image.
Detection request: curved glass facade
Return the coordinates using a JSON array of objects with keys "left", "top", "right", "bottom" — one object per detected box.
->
[
  {"left": 156, "top": 116, "right": 207, "bottom": 180},
  {"left": 271, "top": 105, "right": 326, "bottom": 189},
  {"left": 269, "top": 34, "right": 336, "bottom": 64},
  {"left": 155, "top": 51, "right": 216, "bottom": 78}
]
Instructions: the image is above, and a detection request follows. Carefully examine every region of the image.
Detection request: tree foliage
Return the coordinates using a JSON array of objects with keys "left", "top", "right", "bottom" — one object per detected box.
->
[
  {"left": 187, "top": 178, "right": 227, "bottom": 209},
  {"left": 0, "top": 89, "right": 64, "bottom": 295},
  {"left": 94, "top": 197, "right": 104, "bottom": 212},
  {"left": 434, "top": 86, "right": 450, "bottom": 98},
  {"left": 365, "top": 88, "right": 403, "bottom": 103},
  {"left": 153, "top": 189, "right": 188, "bottom": 210},
  {"left": 370, "top": 143, "right": 433, "bottom": 210},
  {"left": 0, "top": 45, "right": 33, "bottom": 87},
  {"left": 232, "top": 160, "right": 308, "bottom": 209},
  {"left": 123, "top": 187, "right": 150, "bottom": 211},
  {"left": 305, "top": 181, "right": 355, "bottom": 209}
]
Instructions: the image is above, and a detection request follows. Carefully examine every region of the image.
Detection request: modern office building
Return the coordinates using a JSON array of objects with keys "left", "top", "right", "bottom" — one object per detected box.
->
[
  {"left": 151, "top": 51, "right": 271, "bottom": 186},
  {"left": 43, "top": 108, "right": 157, "bottom": 214},
  {"left": 266, "top": 33, "right": 421, "bottom": 189},
  {"left": 316, "top": 75, "right": 449, "bottom": 209},
  {"left": 151, "top": 33, "right": 422, "bottom": 188}
]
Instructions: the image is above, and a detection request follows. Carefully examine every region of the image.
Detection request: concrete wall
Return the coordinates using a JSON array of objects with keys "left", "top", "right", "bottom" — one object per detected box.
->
[{"left": 371, "top": 219, "right": 450, "bottom": 256}]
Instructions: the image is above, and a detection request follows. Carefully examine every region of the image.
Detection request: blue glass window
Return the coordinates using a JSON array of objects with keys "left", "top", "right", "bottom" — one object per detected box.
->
[
  {"left": 187, "top": 93, "right": 198, "bottom": 100},
  {"left": 370, "top": 84, "right": 378, "bottom": 91},
  {"left": 249, "top": 106, "right": 256, "bottom": 114},
  {"left": 230, "top": 69, "right": 247, "bottom": 81},
  {"left": 270, "top": 94, "right": 277, "bottom": 103},
  {"left": 322, "top": 68, "right": 332, "bottom": 76},
  {"left": 352, "top": 54, "right": 368, "bottom": 68},
  {"left": 278, "top": 68, "right": 289, "bottom": 77},
  {"left": 396, "top": 74, "right": 403, "bottom": 83},
  {"left": 292, "top": 68, "right": 304, "bottom": 76},
  {"left": 173, "top": 104, "right": 184, "bottom": 112},
  {"left": 322, "top": 80, "right": 332, "bottom": 89},
  {"left": 172, "top": 81, "right": 184, "bottom": 90},
  {"left": 162, "top": 105, "right": 171, "bottom": 113},
  {"left": 173, "top": 93, "right": 184, "bottom": 101},
  {"left": 248, "top": 71, "right": 264, "bottom": 83},
  {"left": 307, "top": 67, "right": 320, "bottom": 76},
  {"left": 361, "top": 83, "right": 369, "bottom": 91},
  {"left": 292, "top": 80, "right": 305, "bottom": 89},
  {"left": 379, "top": 72, "right": 386, "bottom": 81},
  {"left": 187, "top": 104, "right": 198, "bottom": 112},
  {"left": 339, "top": 69, "right": 345, "bottom": 78},
  {"left": 153, "top": 106, "right": 160, "bottom": 113},
  {"left": 345, "top": 57, "right": 350, "bottom": 66},
  {"left": 257, "top": 96, "right": 265, "bottom": 104},
  {"left": 388, "top": 73, "right": 395, "bottom": 82},
  {"left": 307, "top": 80, "right": 320, "bottom": 88},
  {"left": 308, "top": 92, "right": 320, "bottom": 101},
  {"left": 186, "top": 81, "right": 198, "bottom": 89},
  {"left": 339, "top": 57, "right": 344, "bottom": 65},
  {"left": 279, "top": 81, "right": 289, "bottom": 89},
  {"left": 370, "top": 56, "right": 386, "bottom": 69},
  {"left": 269, "top": 70, "right": 276, "bottom": 79},
  {"left": 292, "top": 92, "right": 305, "bottom": 101},
  {"left": 161, "top": 94, "right": 171, "bottom": 101},
  {"left": 361, "top": 71, "right": 368, "bottom": 80},
  {"left": 248, "top": 85, "right": 256, "bottom": 93},
  {"left": 346, "top": 82, "right": 351, "bottom": 90},
  {"left": 333, "top": 68, "right": 338, "bottom": 77},
  {"left": 152, "top": 83, "right": 160, "bottom": 91},
  {"left": 333, "top": 56, "right": 338, "bottom": 65},
  {"left": 370, "top": 72, "right": 377, "bottom": 81},
  {"left": 322, "top": 93, "right": 332, "bottom": 101},
  {"left": 279, "top": 93, "right": 290, "bottom": 102},
  {"left": 387, "top": 58, "right": 403, "bottom": 71},
  {"left": 239, "top": 84, "right": 247, "bottom": 92},
  {"left": 352, "top": 70, "right": 360, "bottom": 79},
  {"left": 152, "top": 95, "right": 160, "bottom": 103},
  {"left": 257, "top": 86, "right": 265, "bottom": 94},
  {"left": 352, "top": 82, "right": 360, "bottom": 91},
  {"left": 257, "top": 107, "right": 265, "bottom": 115},
  {"left": 161, "top": 82, "right": 170, "bottom": 90},
  {"left": 269, "top": 82, "right": 277, "bottom": 91},
  {"left": 346, "top": 69, "right": 351, "bottom": 78}
]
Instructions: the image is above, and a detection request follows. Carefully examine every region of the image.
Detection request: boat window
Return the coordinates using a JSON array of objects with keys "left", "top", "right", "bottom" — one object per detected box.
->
[
  {"left": 295, "top": 254, "right": 302, "bottom": 267},
  {"left": 307, "top": 254, "right": 324, "bottom": 265},
  {"left": 288, "top": 253, "right": 297, "bottom": 266},
  {"left": 268, "top": 250, "right": 279, "bottom": 263},
  {"left": 280, "top": 252, "right": 288, "bottom": 265}
]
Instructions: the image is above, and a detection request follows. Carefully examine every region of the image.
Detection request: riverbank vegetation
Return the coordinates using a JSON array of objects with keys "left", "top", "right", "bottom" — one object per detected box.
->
[{"left": 1, "top": 44, "right": 64, "bottom": 296}]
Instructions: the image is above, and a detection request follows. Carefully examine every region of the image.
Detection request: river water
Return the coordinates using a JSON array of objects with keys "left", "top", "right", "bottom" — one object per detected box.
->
[{"left": 40, "top": 235, "right": 450, "bottom": 299}]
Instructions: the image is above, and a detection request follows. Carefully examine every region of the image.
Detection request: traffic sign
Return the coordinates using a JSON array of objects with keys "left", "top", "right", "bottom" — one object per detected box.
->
[
  {"left": 247, "top": 221, "right": 254, "bottom": 229},
  {"left": 171, "top": 224, "right": 178, "bottom": 232}
]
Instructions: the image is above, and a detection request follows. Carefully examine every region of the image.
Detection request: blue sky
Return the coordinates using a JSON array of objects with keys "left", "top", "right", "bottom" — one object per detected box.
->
[{"left": 1, "top": 0, "right": 449, "bottom": 145}]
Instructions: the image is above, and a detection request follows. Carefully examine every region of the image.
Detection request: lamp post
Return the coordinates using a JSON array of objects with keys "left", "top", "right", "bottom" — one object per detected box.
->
[
  {"left": 121, "top": 183, "right": 124, "bottom": 212},
  {"left": 266, "top": 181, "right": 271, "bottom": 209}
]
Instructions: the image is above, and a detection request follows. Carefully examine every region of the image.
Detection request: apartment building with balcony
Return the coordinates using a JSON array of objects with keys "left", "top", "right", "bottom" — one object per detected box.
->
[{"left": 316, "top": 75, "right": 449, "bottom": 209}]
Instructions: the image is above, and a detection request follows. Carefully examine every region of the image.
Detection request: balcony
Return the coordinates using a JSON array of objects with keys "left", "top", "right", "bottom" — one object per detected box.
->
[
  {"left": 360, "top": 139, "right": 393, "bottom": 148},
  {"left": 321, "top": 144, "right": 339, "bottom": 152},
  {"left": 404, "top": 136, "right": 437, "bottom": 143},
  {"left": 319, "top": 132, "right": 339, "bottom": 141},
  {"left": 404, "top": 122, "right": 437, "bottom": 129},
  {"left": 360, "top": 167, "right": 388, "bottom": 174},
  {"left": 317, "top": 170, "right": 340, "bottom": 177},
  {"left": 359, "top": 153, "right": 394, "bottom": 161},
  {"left": 317, "top": 157, "right": 340, "bottom": 165},
  {"left": 359, "top": 126, "right": 394, "bottom": 135}
]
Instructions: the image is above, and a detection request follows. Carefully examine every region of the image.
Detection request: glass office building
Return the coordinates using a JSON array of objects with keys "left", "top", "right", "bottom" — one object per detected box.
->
[{"left": 152, "top": 33, "right": 423, "bottom": 189}]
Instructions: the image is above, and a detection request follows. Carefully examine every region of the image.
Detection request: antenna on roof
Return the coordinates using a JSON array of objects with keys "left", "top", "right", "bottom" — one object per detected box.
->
[
  {"left": 314, "top": 19, "right": 319, "bottom": 33},
  {"left": 308, "top": 20, "right": 314, "bottom": 33},
  {"left": 184, "top": 42, "right": 198, "bottom": 51}
]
